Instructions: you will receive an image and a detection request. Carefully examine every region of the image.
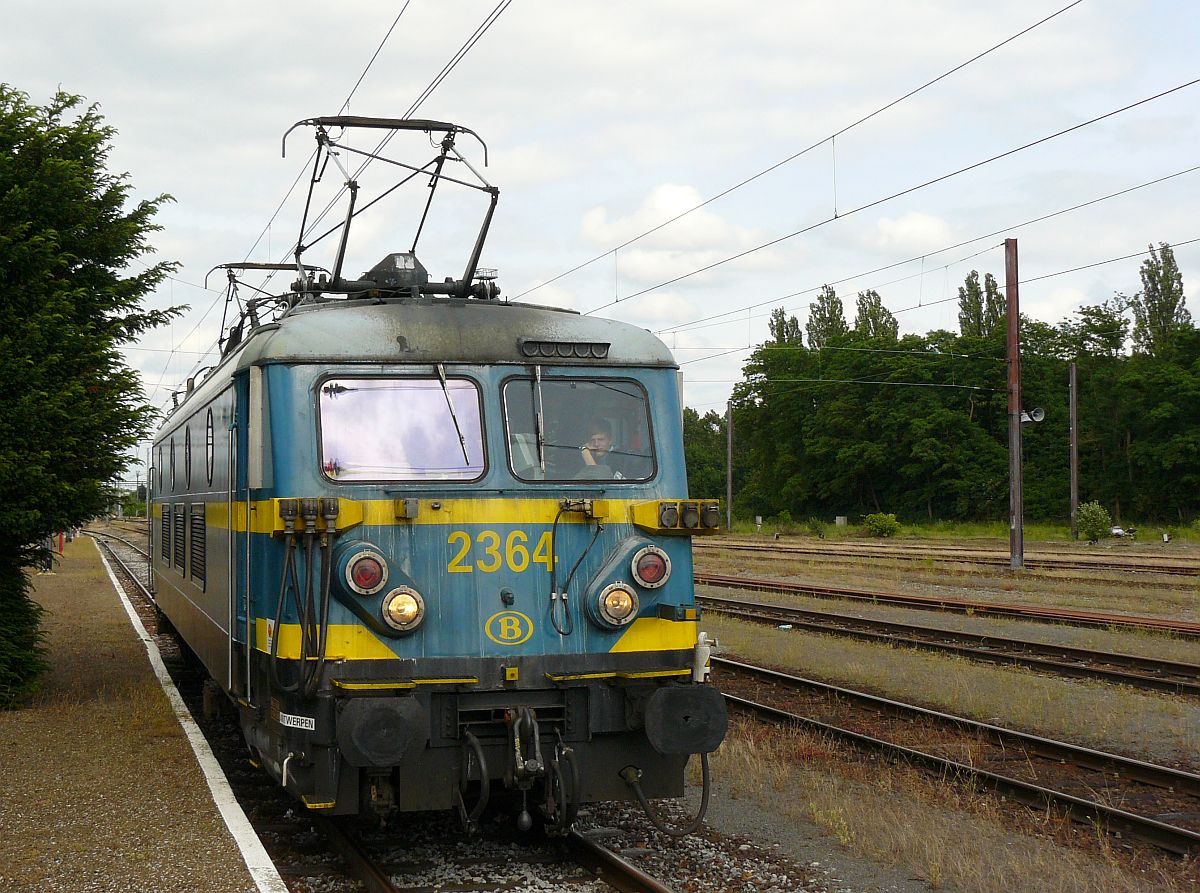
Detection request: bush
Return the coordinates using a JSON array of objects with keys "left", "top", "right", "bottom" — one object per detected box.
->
[
  {"left": 862, "top": 512, "right": 901, "bottom": 537},
  {"left": 804, "top": 516, "right": 828, "bottom": 538},
  {"left": 0, "top": 563, "right": 48, "bottom": 709},
  {"left": 1077, "top": 501, "right": 1112, "bottom": 543}
]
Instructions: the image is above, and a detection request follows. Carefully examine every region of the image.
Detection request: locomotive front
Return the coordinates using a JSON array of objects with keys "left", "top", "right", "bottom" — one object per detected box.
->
[
  {"left": 150, "top": 115, "right": 726, "bottom": 832},
  {"left": 235, "top": 292, "right": 726, "bottom": 828}
]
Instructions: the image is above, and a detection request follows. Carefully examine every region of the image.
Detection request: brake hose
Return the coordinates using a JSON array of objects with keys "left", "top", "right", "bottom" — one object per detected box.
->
[{"left": 621, "top": 752, "right": 712, "bottom": 837}]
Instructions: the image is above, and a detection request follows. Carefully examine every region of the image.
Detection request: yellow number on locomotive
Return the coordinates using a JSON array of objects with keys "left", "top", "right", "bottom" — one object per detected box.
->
[
  {"left": 447, "top": 530, "right": 473, "bottom": 573},
  {"left": 476, "top": 530, "right": 503, "bottom": 572},
  {"left": 446, "top": 530, "right": 556, "bottom": 574}
]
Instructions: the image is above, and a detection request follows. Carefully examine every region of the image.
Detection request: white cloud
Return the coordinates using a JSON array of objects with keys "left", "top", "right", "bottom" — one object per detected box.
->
[{"left": 873, "top": 213, "right": 956, "bottom": 254}]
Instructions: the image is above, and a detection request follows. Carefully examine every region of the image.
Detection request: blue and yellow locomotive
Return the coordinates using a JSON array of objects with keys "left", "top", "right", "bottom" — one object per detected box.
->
[{"left": 149, "top": 117, "right": 726, "bottom": 830}]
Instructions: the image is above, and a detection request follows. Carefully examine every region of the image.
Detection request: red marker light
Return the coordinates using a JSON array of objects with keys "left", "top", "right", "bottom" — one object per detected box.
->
[
  {"left": 631, "top": 547, "right": 671, "bottom": 589},
  {"left": 350, "top": 555, "right": 384, "bottom": 592}
]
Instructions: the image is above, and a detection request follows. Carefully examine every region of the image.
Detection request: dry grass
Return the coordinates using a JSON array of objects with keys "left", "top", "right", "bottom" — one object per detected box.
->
[
  {"left": 707, "top": 616, "right": 1200, "bottom": 765},
  {"left": 707, "top": 720, "right": 1194, "bottom": 893}
]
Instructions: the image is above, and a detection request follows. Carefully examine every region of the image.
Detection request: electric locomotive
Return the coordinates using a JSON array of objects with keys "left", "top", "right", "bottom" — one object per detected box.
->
[{"left": 148, "top": 117, "right": 726, "bottom": 831}]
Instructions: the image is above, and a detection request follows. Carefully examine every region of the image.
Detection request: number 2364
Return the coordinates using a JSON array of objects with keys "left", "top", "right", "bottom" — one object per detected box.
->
[{"left": 447, "top": 530, "right": 555, "bottom": 574}]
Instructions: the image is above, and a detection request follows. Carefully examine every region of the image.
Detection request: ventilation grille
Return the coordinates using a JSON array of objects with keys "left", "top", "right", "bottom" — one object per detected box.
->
[
  {"left": 172, "top": 504, "right": 185, "bottom": 570},
  {"left": 160, "top": 508, "right": 170, "bottom": 561},
  {"left": 189, "top": 505, "right": 206, "bottom": 587}
]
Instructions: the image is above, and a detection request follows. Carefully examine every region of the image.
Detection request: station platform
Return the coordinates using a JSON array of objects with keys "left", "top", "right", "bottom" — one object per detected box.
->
[{"left": 0, "top": 537, "right": 275, "bottom": 892}]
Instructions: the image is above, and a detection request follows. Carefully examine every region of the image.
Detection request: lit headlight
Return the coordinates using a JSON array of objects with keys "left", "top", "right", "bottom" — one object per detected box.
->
[
  {"left": 597, "top": 583, "right": 639, "bottom": 627},
  {"left": 382, "top": 586, "right": 425, "bottom": 632}
]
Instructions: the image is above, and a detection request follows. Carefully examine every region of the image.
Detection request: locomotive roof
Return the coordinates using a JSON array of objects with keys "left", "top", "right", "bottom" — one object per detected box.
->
[{"left": 233, "top": 297, "right": 678, "bottom": 369}]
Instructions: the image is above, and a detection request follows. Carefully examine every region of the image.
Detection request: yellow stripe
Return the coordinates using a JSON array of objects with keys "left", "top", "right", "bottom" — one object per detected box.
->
[
  {"left": 609, "top": 617, "right": 697, "bottom": 653},
  {"left": 173, "top": 497, "right": 675, "bottom": 533},
  {"left": 332, "top": 680, "right": 416, "bottom": 690},
  {"left": 617, "top": 668, "right": 691, "bottom": 679},
  {"left": 545, "top": 670, "right": 617, "bottom": 682},
  {"left": 255, "top": 619, "right": 400, "bottom": 660},
  {"left": 331, "top": 677, "right": 480, "bottom": 690},
  {"left": 544, "top": 668, "right": 691, "bottom": 682},
  {"left": 303, "top": 799, "right": 336, "bottom": 810}
]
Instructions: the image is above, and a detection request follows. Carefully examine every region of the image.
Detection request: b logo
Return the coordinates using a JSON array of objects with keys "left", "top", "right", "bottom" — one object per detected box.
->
[{"left": 485, "top": 611, "right": 534, "bottom": 645}]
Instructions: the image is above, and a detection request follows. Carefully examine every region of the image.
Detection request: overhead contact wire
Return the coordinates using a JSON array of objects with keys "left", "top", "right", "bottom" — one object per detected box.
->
[
  {"left": 516, "top": 0, "right": 1089, "bottom": 300},
  {"left": 584, "top": 77, "right": 1200, "bottom": 316}
]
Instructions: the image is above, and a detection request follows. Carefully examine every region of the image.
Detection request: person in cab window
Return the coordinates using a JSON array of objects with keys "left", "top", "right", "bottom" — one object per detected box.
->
[{"left": 577, "top": 417, "right": 626, "bottom": 479}]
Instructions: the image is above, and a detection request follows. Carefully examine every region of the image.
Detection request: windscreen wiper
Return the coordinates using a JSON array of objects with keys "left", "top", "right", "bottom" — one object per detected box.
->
[
  {"left": 436, "top": 364, "right": 471, "bottom": 466},
  {"left": 533, "top": 366, "right": 546, "bottom": 474}
]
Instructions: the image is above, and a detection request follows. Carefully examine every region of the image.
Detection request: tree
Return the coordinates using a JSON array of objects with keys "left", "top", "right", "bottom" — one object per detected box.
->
[
  {"left": 853, "top": 289, "right": 898, "bottom": 340},
  {"left": 768, "top": 307, "right": 802, "bottom": 344},
  {"left": 682, "top": 407, "right": 728, "bottom": 499},
  {"left": 957, "top": 271, "right": 1004, "bottom": 337},
  {"left": 805, "top": 285, "right": 848, "bottom": 350},
  {"left": 1129, "top": 243, "right": 1190, "bottom": 357},
  {"left": 1059, "top": 297, "right": 1129, "bottom": 358},
  {"left": 0, "top": 87, "right": 180, "bottom": 706}
]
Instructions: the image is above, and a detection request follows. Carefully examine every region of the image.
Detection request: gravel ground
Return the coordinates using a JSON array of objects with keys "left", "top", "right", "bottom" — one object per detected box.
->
[
  {"left": 579, "top": 785, "right": 944, "bottom": 893},
  {"left": 0, "top": 538, "right": 258, "bottom": 893}
]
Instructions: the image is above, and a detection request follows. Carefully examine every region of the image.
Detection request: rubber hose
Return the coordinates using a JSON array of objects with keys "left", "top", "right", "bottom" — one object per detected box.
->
[
  {"left": 624, "top": 752, "right": 711, "bottom": 838},
  {"left": 269, "top": 535, "right": 300, "bottom": 693}
]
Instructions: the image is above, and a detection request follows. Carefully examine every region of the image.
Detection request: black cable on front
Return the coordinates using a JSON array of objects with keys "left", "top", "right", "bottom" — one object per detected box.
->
[
  {"left": 620, "top": 752, "right": 712, "bottom": 837},
  {"left": 269, "top": 532, "right": 301, "bottom": 693},
  {"left": 547, "top": 506, "right": 571, "bottom": 636},
  {"left": 303, "top": 523, "right": 337, "bottom": 698}
]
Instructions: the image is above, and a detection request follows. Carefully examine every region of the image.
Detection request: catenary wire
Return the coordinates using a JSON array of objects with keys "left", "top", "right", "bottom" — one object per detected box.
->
[
  {"left": 675, "top": 236, "right": 1199, "bottom": 370},
  {"left": 585, "top": 77, "right": 1200, "bottom": 316},
  {"left": 511, "top": 0, "right": 1086, "bottom": 301},
  {"left": 657, "top": 163, "right": 1200, "bottom": 336}
]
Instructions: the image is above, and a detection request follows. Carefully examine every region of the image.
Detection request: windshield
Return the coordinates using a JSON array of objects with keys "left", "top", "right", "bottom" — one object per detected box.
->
[
  {"left": 319, "top": 377, "right": 485, "bottom": 481},
  {"left": 503, "top": 377, "right": 655, "bottom": 482}
]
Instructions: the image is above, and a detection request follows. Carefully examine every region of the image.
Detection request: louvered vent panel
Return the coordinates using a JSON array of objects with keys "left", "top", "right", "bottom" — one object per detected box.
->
[
  {"left": 172, "top": 504, "right": 185, "bottom": 570},
  {"left": 189, "top": 506, "right": 206, "bottom": 586},
  {"left": 160, "top": 508, "right": 170, "bottom": 561}
]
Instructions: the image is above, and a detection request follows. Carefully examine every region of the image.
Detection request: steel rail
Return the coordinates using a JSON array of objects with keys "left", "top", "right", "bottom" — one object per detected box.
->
[
  {"left": 84, "top": 532, "right": 154, "bottom": 602},
  {"left": 716, "top": 535, "right": 1189, "bottom": 561},
  {"left": 699, "top": 538, "right": 1200, "bottom": 576},
  {"left": 696, "top": 572, "right": 1200, "bottom": 638},
  {"left": 566, "top": 830, "right": 681, "bottom": 893},
  {"left": 715, "top": 659, "right": 1200, "bottom": 856},
  {"left": 314, "top": 817, "right": 403, "bottom": 893},
  {"left": 714, "top": 657, "right": 1200, "bottom": 795},
  {"left": 88, "top": 528, "right": 150, "bottom": 560},
  {"left": 699, "top": 594, "right": 1200, "bottom": 695}
]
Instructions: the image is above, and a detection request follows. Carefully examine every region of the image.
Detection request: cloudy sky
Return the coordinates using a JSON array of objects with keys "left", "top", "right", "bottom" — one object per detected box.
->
[{"left": 5, "top": 1, "right": 1197, "bottom": 464}]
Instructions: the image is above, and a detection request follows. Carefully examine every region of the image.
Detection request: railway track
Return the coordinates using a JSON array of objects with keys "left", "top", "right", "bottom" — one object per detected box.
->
[
  {"left": 699, "top": 538, "right": 1200, "bottom": 576},
  {"left": 88, "top": 528, "right": 686, "bottom": 892},
  {"left": 696, "top": 571, "right": 1200, "bottom": 638},
  {"left": 698, "top": 593, "right": 1200, "bottom": 696},
  {"left": 714, "top": 656, "right": 1200, "bottom": 857}
]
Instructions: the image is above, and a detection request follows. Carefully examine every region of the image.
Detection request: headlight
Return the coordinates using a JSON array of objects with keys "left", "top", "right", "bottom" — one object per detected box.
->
[
  {"left": 345, "top": 548, "right": 388, "bottom": 595},
  {"left": 597, "top": 583, "right": 639, "bottom": 627},
  {"left": 631, "top": 546, "right": 671, "bottom": 589},
  {"left": 382, "top": 586, "right": 425, "bottom": 632}
]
